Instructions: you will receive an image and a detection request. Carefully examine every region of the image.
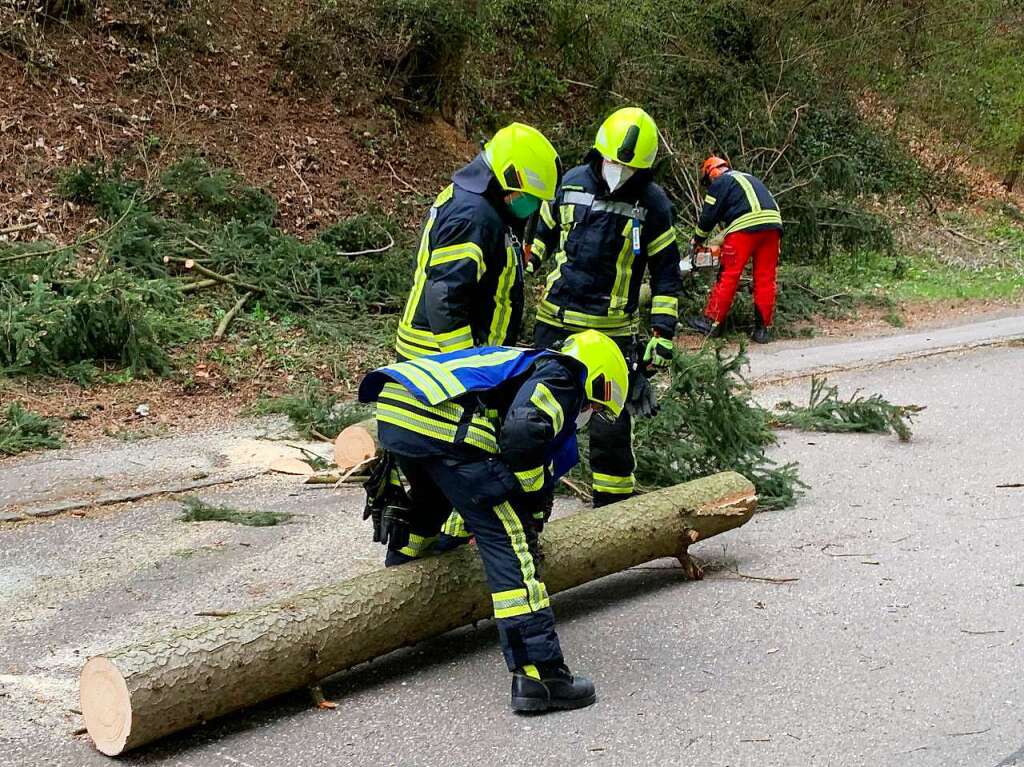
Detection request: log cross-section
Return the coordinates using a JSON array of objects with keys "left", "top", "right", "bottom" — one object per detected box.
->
[{"left": 81, "top": 471, "right": 756, "bottom": 755}]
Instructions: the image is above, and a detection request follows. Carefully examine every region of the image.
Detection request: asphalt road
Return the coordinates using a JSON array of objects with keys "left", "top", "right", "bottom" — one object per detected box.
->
[{"left": 1, "top": 324, "right": 1022, "bottom": 766}]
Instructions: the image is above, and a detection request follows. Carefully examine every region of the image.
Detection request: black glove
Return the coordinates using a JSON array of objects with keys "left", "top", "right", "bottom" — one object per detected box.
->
[
  {"left": 626, "top": 371, "right": 659, "bottom": 418},
  {"left": 363, "top": 451, "right": 412, "bottom": 548}
]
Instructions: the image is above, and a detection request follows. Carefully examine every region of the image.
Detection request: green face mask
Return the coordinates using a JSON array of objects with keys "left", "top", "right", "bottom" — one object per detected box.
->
[{"left": 507, "top": 193, "right": 542, "bottom": 219}]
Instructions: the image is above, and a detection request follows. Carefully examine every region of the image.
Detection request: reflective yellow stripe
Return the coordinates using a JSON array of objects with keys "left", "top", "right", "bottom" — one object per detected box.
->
[
  {"left": 487, "top": 237, "right": 516, "bottom": 345},
  {"left": 694, "top": 224, "right": 712, "bottom": 238},
  {"left": 398, "top": 532, "right": 437, "bottom": 559},
  {"left": 730, "top": 172, "right": 762, "bottom": 213},
  {"left": 593, "top": 471, "right": 635, "bottom": 494},
  {"left": 492, "top": 588, "right": 533, "bottom": 619},
  {"left": 379, "top": 382, "right": 463, "bottom": 421},
  {"left": 464, "top": 427, "right": 499, "bottom": 453},
  {"left": 493, "top": 501, "right": 549, "bottom": 613},
  {"left": 466, "top": 413, "right": 499, "bottom": 453},
  {"left": 537, "top": 300, "right": 637, "bottom": 335},
  {"left": 610, "top": 218, "right": 634, "bottom": 311},
  {"left": 435, "top": 325, "right": 473, "bottom": 352},
  {"left": 531, "top": 239, "right": 547, "bottom": 259},
  {"left": 723, "top": 209, "right": 783, "bottom": 236},
  {"left": 539, "top": 200, "right": 556, "bottom": 228},
  {"left": 398, "top": 214, "right": 437, "bottom": 334},
  {"left": 442, "top": 511, "right": 469, "bottom": 538},
  {"left": 647, "top": 227, "right": 677, "bottom": 257},
  {"left": 530, "top": 383, "right": 564, "bottom": 433},
  {"left": 404, "top": 357, "right": 464, "bottom": 401},
  {"left": 514, "top": 465, "right": 545, "bottom": 493},
  {"left": 521, "top": 663, "right": 541, "bottom": 679},
  {"left": 387, "top": 359, "right": 447, "bottom": 403},
  {"left": 429, "top": 242, "right": 485, "bottom": 278},
  {"left": 377, "top": 402, "right": 459, "bottom": 442},
  {"left": 651, "top": 295, "right": 679, "bottom": 318},
  {"left": 395, "top": 334, "right": 436, "bottom": 360},
  {"left": 704, "top": 194, "right": 717, "bottom": 205},
  {"left": 443, "top": 347, "right": 523, "bottom": 372}
]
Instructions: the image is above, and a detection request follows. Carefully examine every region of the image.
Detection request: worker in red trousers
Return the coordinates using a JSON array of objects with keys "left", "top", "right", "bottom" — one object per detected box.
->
[{"left": 684, "top": 156, "right": 783, "bottom": 343}]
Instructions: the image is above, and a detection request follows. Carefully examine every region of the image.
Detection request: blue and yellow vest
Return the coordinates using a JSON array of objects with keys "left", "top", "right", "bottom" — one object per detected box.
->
[{"left": 358, "top": 346, "right": 579, "bottom": 477}]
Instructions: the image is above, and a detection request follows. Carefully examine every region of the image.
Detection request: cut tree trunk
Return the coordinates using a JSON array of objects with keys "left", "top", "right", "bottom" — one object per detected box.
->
[
  {"left": 80, "top": 472, "right": 755, "bottom": 756},
  {"left": 334, "top": 418, "right": 378, "bottom": 470}
]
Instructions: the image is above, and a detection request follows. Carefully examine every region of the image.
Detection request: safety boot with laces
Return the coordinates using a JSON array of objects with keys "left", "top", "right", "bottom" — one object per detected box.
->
[{"left": 511, "top": 663, "right": 596, "bottom": 713}]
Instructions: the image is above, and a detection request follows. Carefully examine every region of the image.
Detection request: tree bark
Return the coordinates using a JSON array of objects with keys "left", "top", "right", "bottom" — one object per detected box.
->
[{"left": 80, "top": 472, "right": 756, "bottom": 756}]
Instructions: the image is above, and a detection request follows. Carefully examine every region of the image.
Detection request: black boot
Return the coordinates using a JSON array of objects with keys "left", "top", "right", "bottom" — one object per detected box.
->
[
  {"left": 511, "top": 663, "right": 597, "bottom": 713},
  {"left": 684, "top": 315, "right": 718, "bottom": 337},
  {"left": 750, "top": 309, "right": 772, "bottom": 344}
]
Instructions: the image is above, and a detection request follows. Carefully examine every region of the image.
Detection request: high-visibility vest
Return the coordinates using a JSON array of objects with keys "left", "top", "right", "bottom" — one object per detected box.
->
[{"left": 358, "top": 345, "right": 579, "bottom": 479}]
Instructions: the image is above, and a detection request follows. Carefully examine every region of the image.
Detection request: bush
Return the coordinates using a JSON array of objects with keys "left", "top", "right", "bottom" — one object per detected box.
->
[
  {"left": 0, "top": 402, "right": 63, "bottom": 456},
  {"left": 0, "top": 268, "right": 200, "bottom": 381}
]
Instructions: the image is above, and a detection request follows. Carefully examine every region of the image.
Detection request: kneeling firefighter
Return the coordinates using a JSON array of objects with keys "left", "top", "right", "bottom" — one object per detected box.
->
[
  {"left": 529, "top": 107, "right": 682, "bottom": 507},
  {"left": 357, "top": 330, "right": 628, "bottom": 712}
]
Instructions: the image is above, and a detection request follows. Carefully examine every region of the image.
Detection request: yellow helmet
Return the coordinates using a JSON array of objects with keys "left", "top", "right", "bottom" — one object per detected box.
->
[
  {"left": 559, "top": 330, "right": 629, "bottom": 419},
  {"left": 594, "top": 107, "right": 659, "bottom": 169},
  {"left": 484, "top": 123, "right": 561, "bottom": 202}
]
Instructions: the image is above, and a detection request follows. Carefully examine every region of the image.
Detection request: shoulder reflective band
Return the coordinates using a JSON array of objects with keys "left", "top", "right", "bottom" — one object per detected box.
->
[
  {"left": 563, "top": 190, "right": 595, "bottom": 207},
  {"left": 594, "top": 200, "right": 646, "bottom": 220}
]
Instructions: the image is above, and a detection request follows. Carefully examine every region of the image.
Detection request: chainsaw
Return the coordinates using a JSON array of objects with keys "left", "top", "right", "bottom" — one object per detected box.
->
[{"left": 680, "top": 242, "right": 721, "bottom": 275}]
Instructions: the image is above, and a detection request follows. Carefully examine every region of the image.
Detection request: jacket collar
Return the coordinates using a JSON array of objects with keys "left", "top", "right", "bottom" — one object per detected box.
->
[{"left": 452, "top": 152, "right": 519, "bottom": 228}]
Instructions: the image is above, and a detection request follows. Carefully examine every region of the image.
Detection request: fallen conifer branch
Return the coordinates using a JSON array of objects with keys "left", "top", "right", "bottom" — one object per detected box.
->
[
  {"left": 771, "top": 376, "right": 924, "bottom": 441},
  {"left": 164, "top": 256, "right": 263, "bottom": 294},
  {"left": 178, "top": 277, "right": 224, "bottom": 294},
  {"left": 0, "top": 197, "right": 137, "bottom": 264},
  {"left": 212, "top": 291, "right": 253, "bottom": 341}
]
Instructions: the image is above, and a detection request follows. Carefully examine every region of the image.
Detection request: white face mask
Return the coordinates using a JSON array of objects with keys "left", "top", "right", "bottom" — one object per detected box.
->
[
  {"left": 601, "top": 159, "right": 635, "bottom": 193},
  {"left": 575, "top": 407, "right": 593, "bottom": 432}
]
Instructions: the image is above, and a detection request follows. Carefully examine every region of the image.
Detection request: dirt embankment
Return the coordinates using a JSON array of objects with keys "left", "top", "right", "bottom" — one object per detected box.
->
[{"left": 0, "top": 2, "right": 476, "bottom": 239}]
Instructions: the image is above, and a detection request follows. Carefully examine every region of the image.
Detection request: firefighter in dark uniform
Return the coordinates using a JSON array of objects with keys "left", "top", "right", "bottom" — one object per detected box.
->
[
  {"left": 395, "top": 122, "right": 560, "bottom": 361},
  {"left": 684, "top": 156, "right": 783, "bottom": 343},
  {"left": 529, "top": 107, "right": 681, "bottom": 507},
  {"left": 358, "top": 330, "right": 630, "bottom": 712},
  {"left": 395, "top": 122, "right": 560, "bottom": 545}
]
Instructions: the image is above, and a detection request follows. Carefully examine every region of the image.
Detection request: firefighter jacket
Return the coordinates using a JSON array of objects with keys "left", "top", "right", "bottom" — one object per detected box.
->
[
  {"left": 531, "top": 152, "right": 681, "bottom": 338},
  {"left": 358, "top": 346, "right": 584, "bottom": 497},
  {"left": 694, "top": 170, "right": 782, "bottom": 243},
  {"left": 395, "top": 154, "right": 525, "bottom": 360}
]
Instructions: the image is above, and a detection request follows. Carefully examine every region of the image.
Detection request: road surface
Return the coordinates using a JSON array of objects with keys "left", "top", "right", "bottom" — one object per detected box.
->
[{"left": 1, "top": 316, "right": 1022, "bottom": 766}]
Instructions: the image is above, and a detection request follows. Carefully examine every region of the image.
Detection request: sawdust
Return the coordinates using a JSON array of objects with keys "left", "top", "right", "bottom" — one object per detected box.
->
[{"left": 222, "top": 438, "right": 330, "bottom": 472}]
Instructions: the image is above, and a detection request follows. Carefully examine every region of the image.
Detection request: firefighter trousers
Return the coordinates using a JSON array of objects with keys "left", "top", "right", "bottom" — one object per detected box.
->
[
  {"left": 385, "top": 453, "right": 563, "bottom": 671},
  {"left": 534, "top": 322, "right": 636, "bottom": 507},
  {"left": 705, "top": 229, "right": 781, "bottom": 327}
]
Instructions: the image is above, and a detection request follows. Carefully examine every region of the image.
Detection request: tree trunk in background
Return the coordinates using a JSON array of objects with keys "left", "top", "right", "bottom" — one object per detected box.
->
[
  {"left": 80, "top": 472, "right": 756, "bottom": 756},
  {"left": 1003, "top": 128, "right": 1024, "bottom": 192}
]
